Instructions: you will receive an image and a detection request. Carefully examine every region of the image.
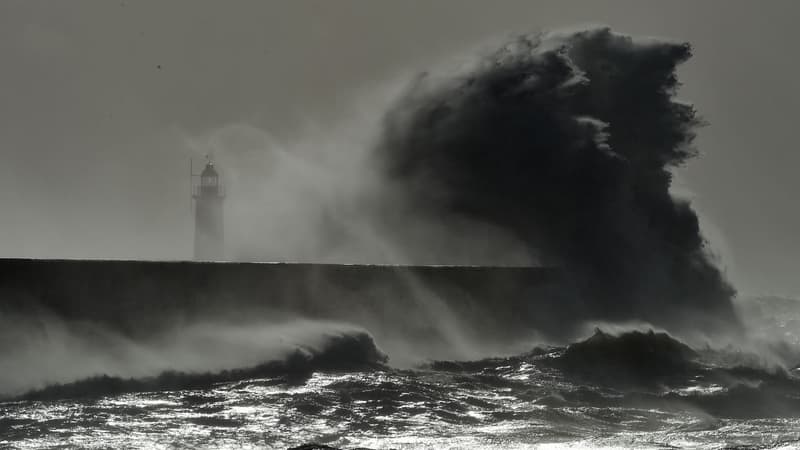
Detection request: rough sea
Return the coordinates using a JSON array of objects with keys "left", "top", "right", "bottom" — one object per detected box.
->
[
  {"left": 2, "top": 296, "right": 799, "bottom": 450},
  {"left": 3, "top": 26, "right": 800, "bottom": 450}
]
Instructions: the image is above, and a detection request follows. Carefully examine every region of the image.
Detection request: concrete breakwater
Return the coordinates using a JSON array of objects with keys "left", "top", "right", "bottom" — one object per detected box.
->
[{"left": 0, "top": 259, "right": 569, "bottom": 339}]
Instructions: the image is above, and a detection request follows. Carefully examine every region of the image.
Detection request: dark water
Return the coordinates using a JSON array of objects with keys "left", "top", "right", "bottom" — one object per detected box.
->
[
  {"left": 1, "top": 263, "right": 798, "bottom": 449},
  {"left": 3, "top": 324, "right": 800, "bottom": 449}
]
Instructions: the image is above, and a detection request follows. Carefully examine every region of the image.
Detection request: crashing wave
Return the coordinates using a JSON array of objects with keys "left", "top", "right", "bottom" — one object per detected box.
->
[
  {"left": 378, "top": 26, "right": 739, "bottom": 337},
  {"left": 15, "top": 330, "right": 387, "bottom": 401},
  {"left": 426, "top": 329, "right": 800, "bottom": 419},
  {"left": 553, "top": 328, "right": 699, "bottom": 385}
]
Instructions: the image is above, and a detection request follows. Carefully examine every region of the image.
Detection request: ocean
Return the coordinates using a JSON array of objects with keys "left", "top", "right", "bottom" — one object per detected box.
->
[
  {"left": 3, "top": 328, "right": 800, "bottom": 449},
  {"left": 1, "top": 260, "right": 799, "bottom": 449}
]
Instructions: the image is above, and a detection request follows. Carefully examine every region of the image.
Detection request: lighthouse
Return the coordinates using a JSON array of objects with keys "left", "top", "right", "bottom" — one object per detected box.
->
[{"left": 193, "top": 159, "right": 225, "bottom": 260}]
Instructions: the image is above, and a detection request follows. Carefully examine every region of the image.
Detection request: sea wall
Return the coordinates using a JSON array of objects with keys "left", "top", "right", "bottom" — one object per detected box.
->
[{"left": 0, "top": 259, "right": 570, "bottom": 338}]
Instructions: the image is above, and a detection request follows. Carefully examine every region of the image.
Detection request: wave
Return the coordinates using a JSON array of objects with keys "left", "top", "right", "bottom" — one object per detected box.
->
[
  {"left": 552, "top": 329, "right": 700, "bottom": 386},
  {"left": 8, "top": 325, "right": 800, "bottom": 424},
  {"left": 377, "top": 27, "right": 739, "bottom": 336},
  {"left": 429, "top": 329, "right": 800, "bottom": 418},
  {"left": 550, "top": 329, "right": 799, "bottom": 385},
  {"left": 0, "top": 312, "right": 386, "bottom": 399},
  {"left": 536, "top": 383, "right": 800, "bottom": 420},
  {"left": 15, "top": 330, "right": 387, "bottom": 401}
]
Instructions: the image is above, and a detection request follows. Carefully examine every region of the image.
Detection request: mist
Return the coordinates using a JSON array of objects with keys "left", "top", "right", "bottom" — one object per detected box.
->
[
  {"left": 0, "top": 312, "right": 383, "bottom": 397},
  {"left": 174, "top": 27, "right": 741, "bottom": 341},
  {"left": 183, "top": 86, "right": 534, "bottom": 267},
  {"left": 3, "top": 4, "right": 800, "bottom": 447}
]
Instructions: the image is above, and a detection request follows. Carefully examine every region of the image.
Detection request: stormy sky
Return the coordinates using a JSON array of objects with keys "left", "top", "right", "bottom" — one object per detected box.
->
[{"left": 1, "top": 0, "right": 798, "bottom": 299}]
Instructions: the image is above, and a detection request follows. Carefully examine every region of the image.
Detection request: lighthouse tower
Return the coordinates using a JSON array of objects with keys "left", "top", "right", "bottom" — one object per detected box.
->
[{"left": 193, "top": 159, "right": 224, "bottom": 260}]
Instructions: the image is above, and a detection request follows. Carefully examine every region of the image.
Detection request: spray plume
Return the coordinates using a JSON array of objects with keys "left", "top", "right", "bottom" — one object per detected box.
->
[{"left": 376, "top": 27, "right": 739, "bottom": 336}]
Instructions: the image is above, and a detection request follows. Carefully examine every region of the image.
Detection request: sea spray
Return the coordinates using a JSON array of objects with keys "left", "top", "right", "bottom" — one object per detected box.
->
[
  {"left": 0, "top": 312, "right": 384, "bottom": 397},
  {"left": 377, "top": 27, "right": 739, "bottom": 337}
]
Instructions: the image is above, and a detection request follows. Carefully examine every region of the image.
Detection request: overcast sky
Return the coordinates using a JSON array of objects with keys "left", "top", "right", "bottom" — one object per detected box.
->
[{"left": 0, "top": 0, "right": 798, "bottom": 298}]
